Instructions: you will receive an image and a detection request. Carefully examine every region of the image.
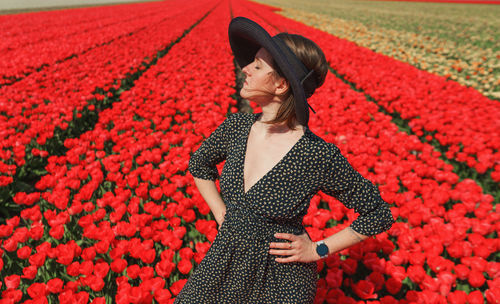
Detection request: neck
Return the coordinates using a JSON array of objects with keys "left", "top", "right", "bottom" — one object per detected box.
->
[{"left": 255, "top": 113, "right": 304, "bottom": 136}]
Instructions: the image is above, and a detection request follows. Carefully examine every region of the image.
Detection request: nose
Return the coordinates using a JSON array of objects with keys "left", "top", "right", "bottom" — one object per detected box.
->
[{"left": 242, "top": 64, "right": 250, "bottom": 76}]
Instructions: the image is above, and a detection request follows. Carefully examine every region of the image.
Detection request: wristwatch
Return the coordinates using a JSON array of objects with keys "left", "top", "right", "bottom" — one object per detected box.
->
[{"left": 315, "top": 240, "right": 329, "bottom": 259}]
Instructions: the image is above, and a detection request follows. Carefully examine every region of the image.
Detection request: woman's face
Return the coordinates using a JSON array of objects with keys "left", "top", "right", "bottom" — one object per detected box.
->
[{"left": 240, "top": 47, "right": 288, "bottom": 102}]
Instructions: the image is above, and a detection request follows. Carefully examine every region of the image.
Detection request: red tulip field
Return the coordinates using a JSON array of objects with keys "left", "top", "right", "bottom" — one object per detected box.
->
[{"left": 0, "top": 0, "right": 498, "bottom": 303}]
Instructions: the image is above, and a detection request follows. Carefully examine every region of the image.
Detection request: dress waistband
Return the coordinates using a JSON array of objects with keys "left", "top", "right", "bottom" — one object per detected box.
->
[{"left": 221, "top": 203, "right": 306, "bottom": 242}]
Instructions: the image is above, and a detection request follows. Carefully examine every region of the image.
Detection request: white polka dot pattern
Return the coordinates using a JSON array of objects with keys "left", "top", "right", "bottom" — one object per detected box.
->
[{"left": 176, "top": 112, "right": 394, "bottom": 303}]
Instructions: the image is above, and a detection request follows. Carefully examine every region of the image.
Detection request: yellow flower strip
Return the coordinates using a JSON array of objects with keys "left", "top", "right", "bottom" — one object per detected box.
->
[{"left": 253, "top": 2, "right": 499, "bottom": 99}]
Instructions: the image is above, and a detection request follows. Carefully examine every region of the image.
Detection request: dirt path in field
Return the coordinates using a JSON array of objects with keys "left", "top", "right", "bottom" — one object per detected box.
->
[{"left": 0, "top": 0, "right": 161, "bottom": 15}]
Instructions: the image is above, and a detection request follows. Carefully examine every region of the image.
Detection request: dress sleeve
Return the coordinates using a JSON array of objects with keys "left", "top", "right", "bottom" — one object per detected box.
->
[
  {"left": 319, "top": 144, "right": 394, "bottom": 236},
  {"left": 188, "top": 115, "right": 231, "bottom": 181}
]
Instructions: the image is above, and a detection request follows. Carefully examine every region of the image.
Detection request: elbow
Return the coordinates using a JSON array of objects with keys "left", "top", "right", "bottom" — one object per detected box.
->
[
  {"left": 378, "top": 204, "right": 395, "bottom": 234},
  {"left": 352, "top": 202, "right": 395, "bottom": 237},
  {"left": 188, "top": 154, "right": 219, "bottom": 181}
]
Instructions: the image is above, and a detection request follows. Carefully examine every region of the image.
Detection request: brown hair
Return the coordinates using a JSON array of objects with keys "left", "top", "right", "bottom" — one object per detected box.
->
[{"left": 263, "top": 33, "right": 328, "bottom": 130}]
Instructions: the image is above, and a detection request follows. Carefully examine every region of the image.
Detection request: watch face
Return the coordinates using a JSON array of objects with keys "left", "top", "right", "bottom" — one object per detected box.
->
[{"left": 317, "top": 243, "right": 328, "bottom": 256}]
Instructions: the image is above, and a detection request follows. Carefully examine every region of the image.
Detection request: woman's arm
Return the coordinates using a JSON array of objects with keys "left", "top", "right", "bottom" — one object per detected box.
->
[
  {"left": 320, "top": 226, "right": 368, "bottom": 257},
  {"left": 188, "top": 115, "right": 235, "bottom": 226},
  {"left": 271, "top": 224, "right": 370, "bottom": 263},
  {"left": 320, "top": 143, "right": 395, "bottom": 238},
  {"left": 193, "top": 177, "right": 226, "bottom": 226},
  {"left": 271, "top": 143, "right": 394, "bottom": 263}
]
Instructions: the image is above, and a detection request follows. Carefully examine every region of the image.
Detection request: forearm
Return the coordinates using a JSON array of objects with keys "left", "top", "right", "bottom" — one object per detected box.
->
[
  {"left": 322, "top": 226, "right": 370, "bottom": 256},
  {"left": 193, "top": 177, "right": 226, "bottom": 224}
]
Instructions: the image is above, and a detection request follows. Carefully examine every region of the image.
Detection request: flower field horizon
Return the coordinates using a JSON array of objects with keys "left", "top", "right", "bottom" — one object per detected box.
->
[{"left": 0, "top": 0, "right": 498, "bottom": 303}]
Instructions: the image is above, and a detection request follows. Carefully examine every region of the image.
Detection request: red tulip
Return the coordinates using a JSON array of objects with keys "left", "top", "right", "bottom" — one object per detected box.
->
[
  {"left": 325, "top": 269, "right": 343, "bottom": 288},
  {"left": 85, "top": 275, "right": 104, "bottom": 292},
  {"left": 176, "top": 259, "right": 192, "bottom": 275},
  {"left": 177, "top": 247, "right": 193, "bottom": 261},
  {"left": 21, "top": 265, "right": 37, "bottom": 279},
  {"left": 485, "top": 287, "right": 500, "bottom": 304},
  {"left": 16, "top": 246, "right": 31, "bottom": 259},
  {"left": 408, "top": 250, "right": 425, "bottom": 265},
  {"left": 140, "top": 248, "right": 155, "bottom": 264},
  {"left": 4, "top": 275, "right": 20, "bottom": 289},
  {"left": 1, "top": 289, "right": 22, "bottom": 303},
  {"left": 27, "top": 282, "right": 47, "bottom": 299},
  {"left": 169, "top": 279, "right": 187, "bottom": 296},
  {"left": 66, "top": 262, "right": 80, "bottom": 276},
  {"left": 47, "top": 278, "right": 64, "bottom": 294},
  {"left": 49, "top": 224, "right": 65, "bottom": 240},
  {"left": 379, "top": 295, "right": 398, "bottom": 304},
  {"left": 74, "top": 291, "right": 89, "bottom": 304},
  {"left": 28, "top": 224, "right": 44, "bottom": 241},
  {"left": 407, "top": 265, "right": 426, "bottom": 284},
  {"left": 467, "top": 290, "right": 485, "bottom": 304},
  {"left": 155, "top": 260, "right": 176, "bottom": 278},
  {"left": 367, "top": 271, "right": 385, "bottom": 291},
  {"left": 385, "top": 277, "right": 402, "bottom": 295},
  {"left": 181, "top": 209, "right": 196, "bottom": 223},
  {"left": 91, "top": 297, "right": 106, "bottom": 304},
  {"left": 389, "top": 250, "right": 408, "bottom": 266},
  {"left": 341, "top": 258, "right": 358, "bottom": 275},
  {"left": 93, "top": 261, "right": 109, "bottom": 278},
  {"left": 154, "top": 289, "right": 172, "bottom": 302},
  {"left": 486, "top": 262, "right": 500, "bottom": 280},
  {"left": 149, "top": 187, "right": 163, "bottom": 201},
  {"left": 352, "top": 279, "right": 377, "bottom": 300},
  {"left": 109, "top": 258, "right": 126, "bottom": 274},
  {"left": 94, "top": 240, "right": 110, "bottom": 254},
  {"left": 56, "top": 245, "right": 74, "bottom": 266},
  {"left": 469, "top": 270, "right": 486, "bottom": 288},
  {"left": 128, "top": 286, "right": 145, "bottom": 303},
  {"left": 3, "top": 237, "right": 18, "bottom": 252},
  {"left": 127, "top": 264, "right": 141, "bottom": 279},
  {"left": 0, "top": 225, "right": 13, "bottom": 238},
  {"left": 447, "top": 290, "right": 467, "bottom": 304},
  {"left": 81, "top": 247, "right": 96, "bottom": 261}
]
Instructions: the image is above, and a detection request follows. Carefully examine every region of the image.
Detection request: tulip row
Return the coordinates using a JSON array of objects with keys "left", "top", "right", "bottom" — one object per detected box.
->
[
  {"left": 0, "top": 1, "right": 168, "bottom": 40},
  {"left": 234, "top": 1, "right": 498, "bottom": 302},
  {"left": 272, "top": 6, "right": 499, "bottom": 100},
  {"left": 0, "top": 1, "right": 169, "bottom": 53},
  {"left": 255, "top": 0, "right": 500, "bottom": 55},
  {"left": 0, "top": 2, "right": 180, "bottom": 85},
  {"left": 0, "top": 0, "right": 215, "bottom": 191},
  {"left": 1, "top": 1, "right": 237, "bottom": 303},
  {"left": 247, "top": 1, "right": 500, "bottom": 183}
]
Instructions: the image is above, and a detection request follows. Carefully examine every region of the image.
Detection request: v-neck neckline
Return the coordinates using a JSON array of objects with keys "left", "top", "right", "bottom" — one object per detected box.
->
[{"left": 242, "top": 112, "right": 309, "bottom": 196}]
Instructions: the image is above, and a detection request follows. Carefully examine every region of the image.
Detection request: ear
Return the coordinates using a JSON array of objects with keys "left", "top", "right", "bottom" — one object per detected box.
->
[{"left": 274, "top": 76, "right": 289, "bottom": 96}]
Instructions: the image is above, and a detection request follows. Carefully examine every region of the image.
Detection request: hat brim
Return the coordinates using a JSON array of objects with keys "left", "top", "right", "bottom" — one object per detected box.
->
[{"left": 228, "top": 17, "right": 311, "bottom": 126}]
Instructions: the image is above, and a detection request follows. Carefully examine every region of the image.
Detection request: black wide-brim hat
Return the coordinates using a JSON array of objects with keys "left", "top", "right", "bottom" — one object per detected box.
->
[{"left": 228, "top": 17, "right": 317, "bottom": 127}]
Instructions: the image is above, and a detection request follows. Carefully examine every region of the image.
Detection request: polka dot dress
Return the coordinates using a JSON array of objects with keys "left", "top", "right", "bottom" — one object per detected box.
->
[{"left": 174, "top": 112, "right": 394, "bottom": 303}]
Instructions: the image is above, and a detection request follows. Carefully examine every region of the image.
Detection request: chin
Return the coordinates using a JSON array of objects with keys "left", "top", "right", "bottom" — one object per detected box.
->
[{"left": 239, "top": 89, "right": 251, "bottom": 100}]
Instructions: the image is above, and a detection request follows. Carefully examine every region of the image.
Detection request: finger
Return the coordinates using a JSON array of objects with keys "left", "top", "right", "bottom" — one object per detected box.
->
[
  {"left": 274, "top": 233, "right": 295, "bottom": 241},
  {"left": 269, "top": 242, "right": 294, "bottom": 249},
  {"left": 275, "top": 255, "right": 297, "bottom": 263},
  {"left": 269, "top": 248, "right": 295, "bottom": 255}
]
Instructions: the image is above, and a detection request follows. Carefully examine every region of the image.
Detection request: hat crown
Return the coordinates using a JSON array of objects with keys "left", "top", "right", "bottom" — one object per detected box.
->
[{"left": 271, "top": 35, "right": 318, "bottom": 98}]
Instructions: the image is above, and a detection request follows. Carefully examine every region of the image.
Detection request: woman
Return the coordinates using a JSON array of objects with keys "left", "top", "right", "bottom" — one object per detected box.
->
[{"left": 174, "top": 17, "right": 394, "bottom": 303}]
